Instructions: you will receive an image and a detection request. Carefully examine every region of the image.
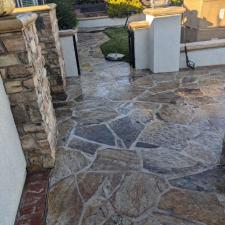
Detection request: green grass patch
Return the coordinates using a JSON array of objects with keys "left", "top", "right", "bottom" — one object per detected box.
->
[{"left": 101, "top": 27, "right": 130, "bottom": 62}]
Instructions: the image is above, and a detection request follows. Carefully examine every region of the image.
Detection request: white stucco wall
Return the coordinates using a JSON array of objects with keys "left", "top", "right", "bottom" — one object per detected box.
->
[
  {"left": 180, "top": 41, "right": 225, "bottom": 69},
  {"left": 0, "top": 77, "right": 26, "bottom": 225},
  {"left": 133, "top": 14, "right": 182, "bottom": 73},
  {"left": 60, "top": 34, "right": 79, "bottom": 77},
  {"left": 134, "top": 29, "right": 149, "bottom": 69},
  {"left": 147, "top": 15, "right": 182, "bottom": 73}
]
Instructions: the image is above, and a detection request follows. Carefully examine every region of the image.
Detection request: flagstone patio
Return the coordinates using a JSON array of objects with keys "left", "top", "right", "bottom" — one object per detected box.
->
[{"left": 47, "top": 31, "right": 225, "bottom": 225}]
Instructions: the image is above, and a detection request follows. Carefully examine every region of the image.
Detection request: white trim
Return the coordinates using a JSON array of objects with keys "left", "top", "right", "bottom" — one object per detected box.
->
[{"left": 16, "top": 0, "right": 44, "bottom": 7}]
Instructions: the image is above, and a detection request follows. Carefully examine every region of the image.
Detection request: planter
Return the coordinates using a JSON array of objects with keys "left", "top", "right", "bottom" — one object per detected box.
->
[
  {"left": 141, "top": 0, "right": 171, "bottom": 7},
  {"left": 78, "top": 13, "right": 145, "bottom": 29},
  {"left": 0, "top": 0, "right": 15, "bottom": 16},
  {"left": 80, "top": 3, "right": 106, "bottom": 13},
  {"left": 75, "top": 2, "right": 107, "bottom": 18},
  {"left": 59, "top": 29, "right": 80, "bottom": 77}
]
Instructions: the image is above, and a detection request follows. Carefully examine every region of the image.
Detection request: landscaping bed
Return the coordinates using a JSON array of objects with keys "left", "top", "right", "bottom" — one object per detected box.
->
[
  {"left": 75, "top": 0, "right": 142, "bottom": 18},
  {"left": 101, "top": 27, "right": 129, "bottom": 62},
  {"left": 75, "top": 0, "right": 108, "bottom": 18}
]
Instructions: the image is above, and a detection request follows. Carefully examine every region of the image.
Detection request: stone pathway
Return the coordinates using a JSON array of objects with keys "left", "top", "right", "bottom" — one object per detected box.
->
[{"left": 47, "top": 32, "right": 225, "bottom": 225}]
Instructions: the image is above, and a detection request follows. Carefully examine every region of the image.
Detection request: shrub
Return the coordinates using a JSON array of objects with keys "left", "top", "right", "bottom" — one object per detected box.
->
[
  {"left": 106, "top": 0, "right": 143, "bottom": 17},
  {"left": 171, "top": 0, "right": 183, "bottom": 6},
  {"left": 76, "top": 0, "right": 104, "bottom": 3},
  {"left": 47, "top": 0, "right": 78, "bottom": 30}
]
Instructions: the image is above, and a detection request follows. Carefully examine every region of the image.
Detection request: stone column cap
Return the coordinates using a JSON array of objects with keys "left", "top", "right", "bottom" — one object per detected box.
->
[
  {"left": 13, "top": 4, "right": 56, "bottom": 14},
  {"left": 59, "top": 29, "right": 78, "bottom": 37},
  {"left": 128, "top": 21, "right": 150, "bottom": 31},
  {"left": 144, "top": 6, "right": 185, "bottom": 17},
  {"left": 0, "top": 13, "right": 37, "bottom": 33}
]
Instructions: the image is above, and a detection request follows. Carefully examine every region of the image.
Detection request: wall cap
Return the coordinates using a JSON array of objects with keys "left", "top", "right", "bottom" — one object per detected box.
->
[
  {"left": 144, "top": 6, "right": 185, "bottom": 17},
  {"left": 0, "top": 13, "right": 37, "bottom": 33},
  {"left": 13, "top": 4, "right": 56, "bottom": 14},
  {"left": 180, "top": 39, "right": 225, "bottom": 52},
  {"left": 128, "top": 21, "right": 150, "bottom": 30},
  {"left": 59, "top": 29, "right": 78, "bottom": 37}
]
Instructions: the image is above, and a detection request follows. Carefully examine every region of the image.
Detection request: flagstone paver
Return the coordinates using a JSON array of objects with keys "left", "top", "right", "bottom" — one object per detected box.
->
[
  {"left": 72, "top": 106, "right": 119, "bottom": 126},
  {"left": 159, "top": 189, "right": 225, "bottom": 225},
  {"left": 47, "top": 31, "right": 225, "bottom": 224},
  {"left": 140, "top": 147, "right": 205, "bottom": 178},
  {"left": 74, "top": 124, "right": 116, "bottom": 146},
  {"left": 109, "top": 117, "right": 144, "bottom": 148},
  {"left": 68, "top": 137, "right": 101, "bottom": 155},
  {"left": 90, "top": 149, "right": 141, "bottom": 171},
  {"left": 136, "top": 212, "right": 204, "bottom": 225}
]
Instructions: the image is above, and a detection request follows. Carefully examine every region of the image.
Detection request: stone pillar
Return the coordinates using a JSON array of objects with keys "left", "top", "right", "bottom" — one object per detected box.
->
[
  {"left": 0, "top": 13, "right": 57, "bottom": 171},
  {"left": 13, "top": 4, "right": 67, "bottom": 100}
]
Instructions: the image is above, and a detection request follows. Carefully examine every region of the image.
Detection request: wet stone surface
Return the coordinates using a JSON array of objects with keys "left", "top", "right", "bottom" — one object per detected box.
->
[
  {"left": 169, "top": 165, "right": 225, "bottom": 193},
  {"left": 137, "top": 212, "right": 204, "bottom": 225},
  {"left": 138, "top": 121, "right": 195, "bottom": 151},
  {"left": 137, "top": 90, "right": 181, "bottom": 104},
  {"left": 158, "top": 189, "right": 225, "bottom": 225},
  {"left": 74, "top": 124, "right": 115, "bottom": 146},
  {"left": 47, "top": 176, "right": 83, "bottom": 225},
  {"left": 140, "top": 148, "right": 205, "bottom": 178},
  {"left": 68, "top": 136, "right": 101, "bottom": 155},
  {"left": 109, "top": 117, "right": 144, "bottom": 148},
  {"left": 50, "top": 147, "right": 91, "bottom": 186},
  {"left": 90, "top": 149, "right": 141, "bottom": 171},
  {"left": 157, "top": 103, "right": 193, "bottom": 124},
  {"left": 111, "top": 173, "right": 168, "bottom": 217},
  {"left": 72, "top": 106, "right": 118, "bottom": 125},
  {"left": 47, "top": 31, "right": 225, "bottom": 224}
]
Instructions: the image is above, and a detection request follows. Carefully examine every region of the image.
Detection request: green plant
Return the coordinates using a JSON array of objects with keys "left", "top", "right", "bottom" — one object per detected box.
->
[
  {"left": 101, "top": 27, "right": 129, "bottom": 61},
  {"left": 76, "top": 0, "right": 104, "bottom": 3},
  {"left": 47, "top": 0, "right": 78, "bottom": 30},
  {"left": 106, "top": 0, "right": 143, "bottom": 18},
  {"left": 171, "top": 0, "right": 183, "bottom": 6}
]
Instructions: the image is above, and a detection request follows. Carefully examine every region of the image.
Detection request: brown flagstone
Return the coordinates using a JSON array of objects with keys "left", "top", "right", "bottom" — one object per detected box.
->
[
  {"left": 90, "top": 149, "right": 141, "bottom": 171},
  {"left": 77, "top": 172, "right": 124, "bottom": 202},
  {"left": 112, "top": 172, "right": 168, "bottom": 217},
  {"left": 47, "top": 175, "right": 83, "bottom": 225},
  {"left": 159, "top": 189, "right": 225, "bottom": 225}
]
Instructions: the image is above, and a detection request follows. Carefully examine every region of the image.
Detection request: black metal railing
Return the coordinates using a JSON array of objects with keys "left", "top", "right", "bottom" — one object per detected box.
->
[{"left": 128, "top": 29, "right": 135, "bottom": 68}]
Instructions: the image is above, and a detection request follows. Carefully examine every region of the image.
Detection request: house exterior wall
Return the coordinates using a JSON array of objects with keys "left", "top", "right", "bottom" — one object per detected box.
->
[{"left": 0, "top": 75, "right": 26, "bottom": 225}]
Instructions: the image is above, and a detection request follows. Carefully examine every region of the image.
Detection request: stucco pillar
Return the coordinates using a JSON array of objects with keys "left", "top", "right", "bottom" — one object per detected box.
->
[
  {"left": 0, "top": 13, "right": 57, "bottom": 171},
  {"left": 13, "top": 4, "right": 67, "bottom": 101},
  {"left": 129, "top": 7, "right": 185, "bottom": 73},
  {"left": 145, "top": 7, "right": 185, "bottom": 73}
]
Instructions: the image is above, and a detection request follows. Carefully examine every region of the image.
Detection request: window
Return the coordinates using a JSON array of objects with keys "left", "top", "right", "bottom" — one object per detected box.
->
[{"left": 16, "top": 0, "right": 45, "bottom": 7}]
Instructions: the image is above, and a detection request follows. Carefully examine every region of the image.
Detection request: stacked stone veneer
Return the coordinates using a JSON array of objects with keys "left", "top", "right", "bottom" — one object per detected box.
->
[
  {"left": 14, "top": 4, "right": 66, "bottom": 100},
  {"left": 0, "top": 13, "right": 57, "bottom": 171}
]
